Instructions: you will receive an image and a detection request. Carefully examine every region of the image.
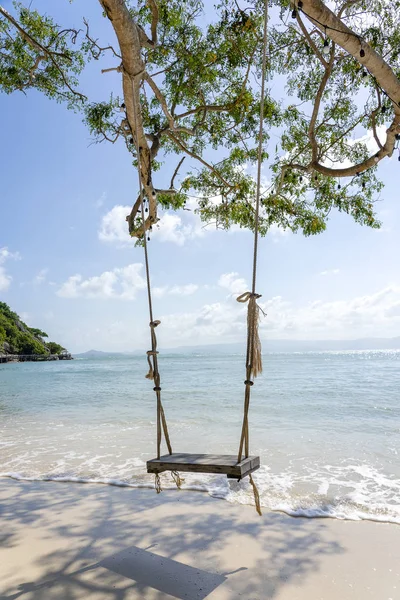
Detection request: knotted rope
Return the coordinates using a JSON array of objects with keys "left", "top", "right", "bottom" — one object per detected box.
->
[
  {"left": 236, "top": 0, "right": 269, "bottom": 516},
  {"left": 237, "top": 292, "right": 263, "bottom": 379},
  {"left": 155, "top": 473, "right": 162, "bottom": 494},
  {"left": 131, "top": 81, "right": 181, "bottom": 491},
  {"left": 171, "top": 470, "right": 184, "bottom": 489},
  {"left": 145, "top": 320, "right": 160, "bottom": 380}
]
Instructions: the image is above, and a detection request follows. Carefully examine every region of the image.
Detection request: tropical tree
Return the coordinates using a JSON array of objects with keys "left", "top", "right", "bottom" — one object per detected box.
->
[
  {"left": 1, "top": 0, "right": 399, "bottom": 238},
  {"left": 28, "top": 327, "right": 49, "bottom": 339},
  {"left": 47, "top": 341, "right": 66, "bottom": 355}
]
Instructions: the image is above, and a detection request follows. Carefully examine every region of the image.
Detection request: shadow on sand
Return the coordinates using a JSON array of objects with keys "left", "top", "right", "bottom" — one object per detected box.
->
[{"left": 0, "top": 479, "right": 344, "bottom": 599}]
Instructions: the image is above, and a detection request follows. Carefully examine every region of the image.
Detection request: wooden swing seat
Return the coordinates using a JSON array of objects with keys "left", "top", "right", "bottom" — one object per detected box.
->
[{"left": 147, "top": 453, "right": 260, "bottom": 480}]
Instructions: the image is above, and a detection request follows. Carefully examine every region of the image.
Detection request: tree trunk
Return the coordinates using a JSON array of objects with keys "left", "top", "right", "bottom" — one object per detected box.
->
[{"left": 99, "top": 0, "right": 157, "bottom": 234}]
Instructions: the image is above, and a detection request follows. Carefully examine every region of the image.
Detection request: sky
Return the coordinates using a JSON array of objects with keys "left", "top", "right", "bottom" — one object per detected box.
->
[{"left": 1, "top": 0, "right": 400, "bottom": 353}]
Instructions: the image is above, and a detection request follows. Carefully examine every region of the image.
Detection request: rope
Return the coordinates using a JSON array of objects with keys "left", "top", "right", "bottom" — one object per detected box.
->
[
  {"left": 155, "top": 473, "right": 162, "bottom": 494},
  {"left": 236, "top": 0, "right": 269, "bottom": 516},
  {"left": 131, "top": 79, "right": 174, "bottom": 466},
  {"left": 129, "top": 3, "right": 268, "bottom": 513},
  {"left": 237, "top": 292, "right": 263, "bottom": 379},
  {"left": 249, "top": 474, "right": 262, "bottom": 516},
  {"left": 171, "top": 470, "right": 184, "bottom": 489}
]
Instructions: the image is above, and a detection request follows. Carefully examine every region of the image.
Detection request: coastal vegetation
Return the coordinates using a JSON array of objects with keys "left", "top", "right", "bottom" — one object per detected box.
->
[
  {"left": 0, "top": 302, "right": 67, "bottom": 356},
  {"left": 1, "top": 1, "right": 399, "bottom": 239}
]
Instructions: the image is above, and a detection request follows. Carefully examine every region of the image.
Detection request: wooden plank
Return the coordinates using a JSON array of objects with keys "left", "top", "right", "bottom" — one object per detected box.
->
[{"left": 147, "top": 453, "right": 260, "bottom": 479}]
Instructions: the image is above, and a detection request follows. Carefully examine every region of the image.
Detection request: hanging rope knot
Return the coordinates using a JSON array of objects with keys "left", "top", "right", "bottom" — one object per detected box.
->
[
  {"left": 171, "top": 470, "right": 184, "bottom": 489},
  {"left": 145, "top": 350, "right": 158, "bottom": 380},
  {"left": 237, "top": 291, "right": 264, "bottom": 378},
  {"left": 237, "top": 292, "right": 262, "bottom": 303},
  {"left": 154, "top": 473, "right": 162, "bottom": 494}
]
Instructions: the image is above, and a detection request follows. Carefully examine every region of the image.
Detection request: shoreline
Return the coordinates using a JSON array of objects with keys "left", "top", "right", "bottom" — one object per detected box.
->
[
  {"left": 1, "top": 479, "right": 399, "bottom": 600},
  {"left": 1, "top": 472, "right": 399, "bottom": 527},
  {"left": 0, "top": 353, "right": 73, "bottom": 363}
]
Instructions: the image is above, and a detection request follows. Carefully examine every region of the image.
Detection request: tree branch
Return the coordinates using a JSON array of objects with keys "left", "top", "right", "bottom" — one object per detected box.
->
[
  {"left": 300, "top": 0, "right": 400, "bottom": 174},
  {"left": 312, "top": 127, "right": 394, "bottom": 176},
  {"left": 175, "top": 104, "right": 231, "bottom": 120},
  {"left": 0, "top": 4, "right": 86, "bottom": 100},
  {"left": 144, "top": 74, "right": 197, "bottom": 136},
  {"left": 0, "top": 4, "right": 71, "bottom": 60},
  {"left": 83, "top": 18, "right": 122, "bottom": 59},
  {"left": 170, "top": 157, "right": 185, "bottom": 189},
  {"left": 147, "top": 0, "right": 158, "bottom": 45},
  {"left": 143, "top": 73, "right": 176, "bottom": 131},
  {"left": 301, "top": 0, "right": 400, "bottom": 115},
  {"left": 296, "top": 13, "right": 328, "bottom": 67},
  {"left": 101, "top": 65, "right": 122, "bottom": 74},
  {"left": 370, "top": 87, "right": 384, "bottom": 150},
  {"left": 308, "top": 61, "right": 334, "bottom": 162},
  {"left": 166, "top": 131, "right": 233, "bottom": 189},
  {"left": 99, "top": 0, "right": 157, "bottom": 235}
]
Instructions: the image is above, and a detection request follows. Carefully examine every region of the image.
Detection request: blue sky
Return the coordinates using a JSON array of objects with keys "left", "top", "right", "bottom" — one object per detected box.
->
[{"left": 1, "top": 0, "right": 400, "bottom": 352}]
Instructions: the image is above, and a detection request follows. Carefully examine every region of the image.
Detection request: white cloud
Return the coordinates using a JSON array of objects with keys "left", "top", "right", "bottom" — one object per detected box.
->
[
  {"left": 0, "top": 268, "right": 11, "bottom": 292},
  {"left": 152, "top": 212, "right": 205, "bottom": 246},
  {"left": 99, "top": 200, "right": 274, "bottom": 248},
  {"left": 56, "top": 278, "right": 400, "bottom": 351},
  {"left": 320, "top": 268, "right": 340, "bottom": 276},
  {"left": 154, "top": 284, "right": 199, "bottom": 298},
  {"left": 352, "top": 125, "right": 387, "bottom": 156},
  {"left": 159, "top": 281, "right": 400, "bottom": 345},
  {"left": 260, "top": 285, "right": 400, "bottom": 339},
  {"left": 161, "top": 300, "right": 247, "bottom": 345},
  {"left": 98, "top": 204, "right": 206, "bottom": 247},
  {"left": 323, "top": 126, "right": 387, "bottom": 171},
  {"left": 0, "top": 248, "right": 20, "bottom": 262},
  {"left": 218, "top": 272, "right": 248, "bottom": 296},
  {"left": 57, "top": 264, "right": 146, "bottom": 300},
  {"left": 98, "top": 205, "right": 133, "bottom": 246},
  {"left": 0, "top": 247, "right": 21, "bottom": 291},
  {"left": 34, "top": 268, "right": 48, "bottom": 285}
]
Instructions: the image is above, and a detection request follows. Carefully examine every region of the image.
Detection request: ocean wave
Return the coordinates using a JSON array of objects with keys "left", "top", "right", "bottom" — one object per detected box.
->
[{"left": 2, "top": 462, "right": 399, "bottom": 525}]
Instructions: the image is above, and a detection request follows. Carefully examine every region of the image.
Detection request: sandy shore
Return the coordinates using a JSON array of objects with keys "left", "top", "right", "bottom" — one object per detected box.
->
[{"left": 0, "top": 479, "right": 399, "bottom": 600}]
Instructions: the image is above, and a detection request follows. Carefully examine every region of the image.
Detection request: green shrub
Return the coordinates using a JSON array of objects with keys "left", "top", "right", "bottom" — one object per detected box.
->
[{"left": 47, "top": 342, "right": 65, "bottom": 355}]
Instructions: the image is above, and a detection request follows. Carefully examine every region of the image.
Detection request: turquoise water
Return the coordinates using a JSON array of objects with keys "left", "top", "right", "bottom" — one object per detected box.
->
[{"left": 1, "top": 351, "right": 399, "bottom": 522}]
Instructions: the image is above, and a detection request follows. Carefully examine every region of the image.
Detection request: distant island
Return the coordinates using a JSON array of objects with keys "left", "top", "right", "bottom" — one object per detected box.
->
[
  {"left": 75, "top": 337, "right": 400, "bottom": 357},
  {"left": 0, "top": 302, "right": 72, "bottom": 363}
]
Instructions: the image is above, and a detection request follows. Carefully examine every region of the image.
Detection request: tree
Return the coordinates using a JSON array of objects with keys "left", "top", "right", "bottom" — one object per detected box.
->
[
  {"left": 16, "top": 332, "right": 47, "bottom": 355},
  {"left": 0, "top": 302, "right": 66, "bottom": 355},
  {"left": 28, "top": 327, "right": 49, "bottom": 339},
  {"left": 47, "top": 342, "right": 66, "bottom": 355},
  {"left": 1, "top": 0, "right": 400, "bottom": 239}
]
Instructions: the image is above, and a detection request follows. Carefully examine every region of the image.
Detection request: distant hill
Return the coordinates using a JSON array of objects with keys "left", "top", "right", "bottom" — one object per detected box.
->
[
  {"left": 76, "top": 337, "right": 400, "bottom": 356},
  {"left": 164, "top": 338, "right": 400, "bottom": 353},
  {"left": 0, "top": 302, "right": 67, "bottom": 356}
]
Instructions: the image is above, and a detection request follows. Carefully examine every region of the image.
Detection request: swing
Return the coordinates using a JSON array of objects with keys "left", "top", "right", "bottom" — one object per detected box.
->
[{"left": 131, "top": 1, "right": 269, "bottom": 515}]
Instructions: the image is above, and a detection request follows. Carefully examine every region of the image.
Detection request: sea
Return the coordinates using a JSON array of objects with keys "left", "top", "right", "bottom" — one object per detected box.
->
[{"left": 1, "top": 350, "right": 399, "bottom": 524}]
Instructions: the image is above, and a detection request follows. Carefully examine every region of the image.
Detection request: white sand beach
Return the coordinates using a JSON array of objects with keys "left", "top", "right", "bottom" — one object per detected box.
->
[{"left": 1, "top": 479, "right": 399, "bottom": 600}]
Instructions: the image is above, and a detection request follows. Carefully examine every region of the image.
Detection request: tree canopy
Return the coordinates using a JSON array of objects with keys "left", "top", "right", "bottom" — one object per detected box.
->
[{"left": 1, "top": 0, "right": 400, "bottom": 239}]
